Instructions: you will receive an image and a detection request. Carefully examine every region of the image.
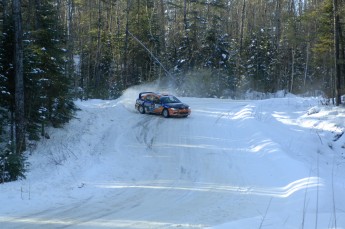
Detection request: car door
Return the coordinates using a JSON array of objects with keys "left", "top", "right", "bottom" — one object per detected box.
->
[
  {"left": 144, "top": 95, "right": 155, "bottom": 113},
  {"left": 152, "top": 95, "right": 163, "bottom": 114}
]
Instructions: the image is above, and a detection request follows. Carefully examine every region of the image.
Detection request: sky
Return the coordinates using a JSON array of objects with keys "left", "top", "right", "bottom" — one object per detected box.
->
[{"left": 0, "top": 84, "right": 345, "bottom": 229}]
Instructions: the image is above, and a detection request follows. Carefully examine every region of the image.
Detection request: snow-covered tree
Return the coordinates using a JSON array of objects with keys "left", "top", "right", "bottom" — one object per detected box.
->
[{"left": 24, "top": 0, "right": 76, "bottom": 141}]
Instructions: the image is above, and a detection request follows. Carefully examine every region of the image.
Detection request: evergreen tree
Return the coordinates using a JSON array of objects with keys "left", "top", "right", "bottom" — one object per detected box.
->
[
  {"left": 306, "top": 0, "right": 335, "bottom": 97},
  {"left": 24, "top": 0, "right": 76, "bottom": 140},
  {"left": 242, "top": 29, "right": 277, "bottom": 93},
  {"left": 0, "top": 143, "right": 26, "bottom": 183}
]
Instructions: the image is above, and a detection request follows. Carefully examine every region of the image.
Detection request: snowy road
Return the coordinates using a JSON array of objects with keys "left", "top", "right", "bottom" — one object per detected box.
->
[{"left": 1, "top": 89, "right": 345, "bottom": 228}]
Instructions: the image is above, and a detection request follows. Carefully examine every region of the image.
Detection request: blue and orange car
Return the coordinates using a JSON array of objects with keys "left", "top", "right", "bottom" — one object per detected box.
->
[{"left": 135, "top": 92, "right": 191, "bottom": 118}]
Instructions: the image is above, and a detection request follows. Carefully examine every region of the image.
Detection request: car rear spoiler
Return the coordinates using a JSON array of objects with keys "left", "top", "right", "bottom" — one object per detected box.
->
[{"left": 139, "top": 92, "right": 154, "bottom": 99}]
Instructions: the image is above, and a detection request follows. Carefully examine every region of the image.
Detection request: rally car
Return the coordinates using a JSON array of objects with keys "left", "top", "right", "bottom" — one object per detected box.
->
[{"left": 135, "top": 92, "right": 191, "bottom": 118}]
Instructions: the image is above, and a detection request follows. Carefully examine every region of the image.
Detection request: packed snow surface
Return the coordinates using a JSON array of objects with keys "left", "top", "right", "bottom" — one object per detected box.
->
[{"left": 1, "top": 87, "right": 345, "bottom": 229}]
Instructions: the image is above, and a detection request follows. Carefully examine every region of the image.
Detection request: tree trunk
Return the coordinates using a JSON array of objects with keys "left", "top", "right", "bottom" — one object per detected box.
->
[
  {"left": 290, "top": 49, "right": 295, "bottom": 93},
  {"left": 94, "top": 0, "right": 102, "bottom": 89},
  {"left": 339, "top": 21, "right": 345, "bottom": 88},
  {"left": 183, "top": 0, "right": 187, "bottom": 32},
  {"left": 333, "top": 0, "right": 341, "bottom": 105},
  {"left": 123, "top": 0, "right": 130, "bottom": 88},
  {"left": 13, "top": 0, "right": 26, "bottom": 153},
  {"left": 304, "top": 40, "right": 310, "bottom": 89},
  {"left": 240, "top": 0, "right": 246, "bottom": 53},
  {"left": 66, "top": 0, "right": 74, "bottom": 81},
  {"left": 158, "top": 0, "right": 166, "bottom": 54},
  {"left": 274, "top": 0, "right": 282, "bottom": 91}
]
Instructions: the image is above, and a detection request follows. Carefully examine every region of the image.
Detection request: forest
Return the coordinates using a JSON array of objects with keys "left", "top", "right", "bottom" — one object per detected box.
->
[{"left": 0, "top": 0, "right": 345, "bottom": 182}]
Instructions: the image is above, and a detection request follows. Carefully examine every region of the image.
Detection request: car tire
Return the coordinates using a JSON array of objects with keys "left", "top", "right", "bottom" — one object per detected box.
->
[
  {"left": 162, "top": 109, "right": 169, "bottom": 118},
  {"left": 138, "top": 105, "right": 145, "bottom": 114}
]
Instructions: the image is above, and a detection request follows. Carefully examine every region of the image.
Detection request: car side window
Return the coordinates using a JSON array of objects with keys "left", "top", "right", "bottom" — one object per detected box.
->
[
  {"left": 153, "top": 96, "right": 160, "bottom": 104},
  {"left": 145, "top": 95, "right": 152, "bottom": 101}
]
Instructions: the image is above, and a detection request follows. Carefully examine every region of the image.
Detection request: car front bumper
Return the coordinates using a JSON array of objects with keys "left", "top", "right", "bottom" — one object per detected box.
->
[{"left": 168, "top": 108, "right": 191, "bottom": 117}]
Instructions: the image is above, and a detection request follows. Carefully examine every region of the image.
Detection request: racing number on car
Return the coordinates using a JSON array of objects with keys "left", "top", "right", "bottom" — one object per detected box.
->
[
  {"left": 149, "top": 103, "right": 155, "bottom": 111},
  {"left": 145, "top": 102, "right": 155, "bottom": 112},
  {"left": 144, "top": 102, "right": 153, "bottom": 112}
]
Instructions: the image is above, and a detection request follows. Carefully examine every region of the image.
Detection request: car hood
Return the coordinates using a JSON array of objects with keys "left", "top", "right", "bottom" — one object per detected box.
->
[{"left": 165, "top": 103, "right": 189, "bottom": 109}]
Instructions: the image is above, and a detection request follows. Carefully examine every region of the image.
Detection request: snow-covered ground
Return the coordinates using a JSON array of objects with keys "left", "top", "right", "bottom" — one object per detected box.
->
[{"left": 1, "top": 86, "right": 345, "bottom": 229}]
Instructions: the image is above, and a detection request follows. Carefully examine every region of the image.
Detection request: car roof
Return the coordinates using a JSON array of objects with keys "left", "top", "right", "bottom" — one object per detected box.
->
[{"left": 139, "top": 92, "right": 172, "bottom": 99}]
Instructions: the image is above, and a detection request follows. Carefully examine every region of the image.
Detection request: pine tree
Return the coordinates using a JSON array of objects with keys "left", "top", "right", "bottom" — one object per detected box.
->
[{"left": 24, "top": 0, "right": 76, "bottom": 140}]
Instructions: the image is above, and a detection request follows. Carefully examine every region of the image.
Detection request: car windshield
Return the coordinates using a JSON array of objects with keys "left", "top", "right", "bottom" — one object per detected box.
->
[{"left": 160, "top": 96, "right": 181, "bottom": 103}]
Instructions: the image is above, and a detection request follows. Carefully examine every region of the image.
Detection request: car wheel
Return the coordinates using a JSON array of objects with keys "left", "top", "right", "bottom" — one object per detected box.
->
[
  {"left": 138, "top": 105, "right": 145, "bottom": 114},
  {"left": 162, "top": 109, "right": 169, "bottom": 118}
]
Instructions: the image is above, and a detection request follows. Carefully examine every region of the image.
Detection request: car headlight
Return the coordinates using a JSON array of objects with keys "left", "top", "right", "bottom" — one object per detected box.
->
[{"left": 170, "top": 108, "right": 177, "bottom": 111}]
